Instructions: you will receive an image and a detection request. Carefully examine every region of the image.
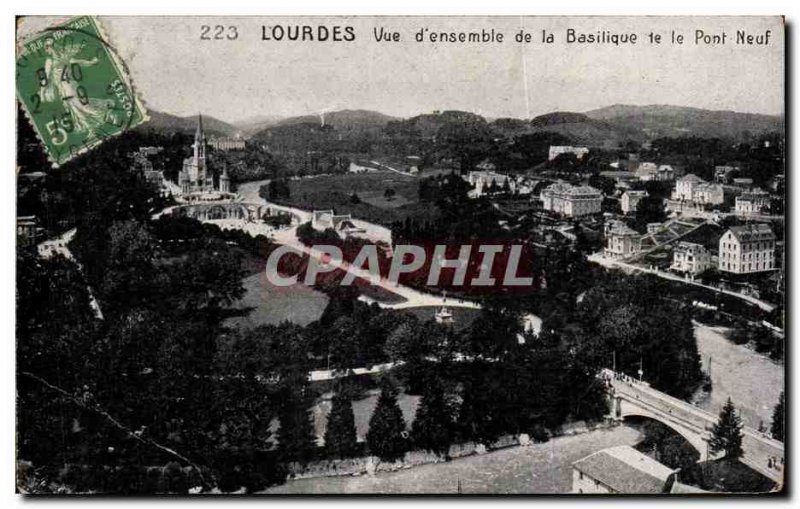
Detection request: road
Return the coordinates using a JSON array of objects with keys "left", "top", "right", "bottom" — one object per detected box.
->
[
  {"left": 588, "top": 253, "right": 777, "bottom": 312},
  {"left": 263, "top": 425, "right": 642, "bottom": 494},
  {"left": 605, "top": 367, "right": 784, "bottom": 483},
  {"left": 237, "top": 179, "right": 484, "bottom": 312}
]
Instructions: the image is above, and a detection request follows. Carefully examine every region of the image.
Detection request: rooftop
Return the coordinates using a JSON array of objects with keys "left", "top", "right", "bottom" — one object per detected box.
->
[
  {"left": 573, "top": 445, "right": 674, "bottom": 494},
  {"left": 728, "top": 223, "right": 775, "bottom": 242},
  {"left": 679, "top": 173, "right": 706, "bottom": 183}
]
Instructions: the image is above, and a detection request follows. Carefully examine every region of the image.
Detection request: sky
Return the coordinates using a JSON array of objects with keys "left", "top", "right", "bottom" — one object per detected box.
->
[{"left": 18, "top": 15, "right": 785, "bottom": 124}]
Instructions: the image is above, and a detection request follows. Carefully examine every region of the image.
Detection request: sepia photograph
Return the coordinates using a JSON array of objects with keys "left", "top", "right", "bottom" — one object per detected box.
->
[{"left": 12, "top": 12, "right": 786, "bottom": 496}]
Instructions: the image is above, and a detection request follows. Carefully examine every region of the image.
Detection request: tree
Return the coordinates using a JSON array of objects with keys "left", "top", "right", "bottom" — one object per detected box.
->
[
  {"left": 276, "top": 398, "right": 317, "bottom": 464},
  {"left": 366, "top": 377, "right": 407, "bottom": 462},
  {"left": 709, "top": 398, "right": 744, "bottom": 460},
  {"left": 457, "top": 365, "right": 506, "bottom": 445},
  {"left": 770, "top": 392, "right": 784, "bottom": 442},
  {"left": 411, "top": 378, "right": 454, "bottom": 457},
  {"left": 634, "top": 195, "right": 667, "bottom": 231},
  {"left": 324, "top": 391, "right": 358, "bottom": 459},
  {"left": 384, "top": 188, "right": 396, "bottom": 201}
]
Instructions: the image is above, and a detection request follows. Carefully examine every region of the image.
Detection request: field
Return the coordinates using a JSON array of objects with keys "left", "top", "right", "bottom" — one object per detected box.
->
[
  {"left": 279, "top": 170, "right": 439, "bottom": 225},
  {"left": 225, "top": 272, "right": 329, "bottom": 328}
]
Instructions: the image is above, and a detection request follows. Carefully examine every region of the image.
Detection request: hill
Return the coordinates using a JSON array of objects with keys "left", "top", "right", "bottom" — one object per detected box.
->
[
  {"left": 232, "top": 115, "right": 284, "bottom": 136},
  {"left": 585, "top": 104, "right": 784, "bottom": 141},
  {"left": 527, "top": 111, "right": 642, "bottom": 147},
  {"left": 275, "top": 109, "right": 397, "bottom": 130},
  {"left": 139, "top": 111, "right": 239, "bottom": 137}
]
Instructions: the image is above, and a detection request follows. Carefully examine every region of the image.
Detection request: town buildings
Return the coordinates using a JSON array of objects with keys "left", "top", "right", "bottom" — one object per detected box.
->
[
  {"left": 16, "top": 215, "right": 41, "bottom": 247},
  {"left": 620, "top": 190, "right": 648, "bottom": 214},
  {"left": 208, "top": 135, "right": 246, "bottom": 151},
  {"left": 548, "top": 145, "right": 589, "bottom": 161},
  {"left": 735, "top": 189, "right": 771, "bottom": 215},
  {"left": 572, "top": 446, "right": 675, "bottom": 494},
  {"left": 635, "top": 162, "right": 658, "bottom": 180},
  {"left": 718, "top": 224, "right": 776, "bottom": 274},
  {"left": 671, "top": 241, "right": 713, "bottom": 275},
  {"left": 604, "top": 223, "right": 641, "bottom": 259},
  {"left": 672, "top": 174, "right": 705, "bottom": 201},
  {"left": 466, "top": 171, "right": 514, "bottom": 197},
  {"left": 541, "top": 182, "right": 602, "bottom": 217},
  {"left": 692, "top": 183, "right": 725, "bottom": 205},
  {"left": 634, "top": 162, "right": 675, "bottom": 181},
  {"left": 672, "top": 174, "right": 724, "bottom": 205}
]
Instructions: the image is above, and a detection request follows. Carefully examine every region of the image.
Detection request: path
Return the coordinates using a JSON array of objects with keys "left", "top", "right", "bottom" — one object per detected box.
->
[
  {"left": 237, "top": 179, "right": 484, "bottom": 312},
  {"left": 271, "top": 225, "right": 482, "bottom": 311},
  {"left": 588, "top": 253, "right": 776, "bottom": 313},
  {"left": 369, "top": 160, "right": 416, "bottom": 178},
  {"left": 37, "top": 228, "right": 104, "bottom": 320}
]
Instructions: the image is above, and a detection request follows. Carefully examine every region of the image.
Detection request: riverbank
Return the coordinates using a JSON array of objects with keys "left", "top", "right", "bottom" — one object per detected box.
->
[{"left": 262, "top": 425, "right": 642, "bottom": 494}]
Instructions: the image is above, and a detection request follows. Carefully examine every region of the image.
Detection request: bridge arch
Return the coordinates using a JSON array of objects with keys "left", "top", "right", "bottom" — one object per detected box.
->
[{"left": 613, "top": 396, "right": 710, "bottom": 461}]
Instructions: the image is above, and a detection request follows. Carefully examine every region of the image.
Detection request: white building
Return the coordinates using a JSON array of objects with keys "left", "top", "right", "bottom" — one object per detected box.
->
[
  {"left": 466, "top": 171, "right": 514, "bottom": 197},
  {"left": 541, "top": 182, "right": 602, "bottom": 217},
  {"left": 572, "top": 446, "right": 675, "bottom": 494},
  {"left": 604, "top": 223, "right": 641, "bottom": 259},
  {"left": 718, "top": 224, "right": 776, "bottom": 274},
  {"left": 692, "top": 183, "right": 725, "bottom": 205},
  {"left": 634, "top": 162, "right": 657, "bottom": 180},
  {"left": 735, "top": 189, "right": 771, "bottom": 215},
  {"left": 654, "top": 165, "right": 676, "bottom": 181},
  {"left": 672, "top": 174, "right": 705, "bottom": 201},
  {"left": 620, "top": 190, "right": 648, "bottom": 214},
  {"left": 208, "top": 135, "right": 246, "bottom": 151},
  {"left": 311, "top": 210, "right": 366, "bottom": 240},
  {"left": 548, "top": 145, "right": 589, "bottom": 161},
  {"left": 671, "top": 241, "right": 712, "bottom": 275}
]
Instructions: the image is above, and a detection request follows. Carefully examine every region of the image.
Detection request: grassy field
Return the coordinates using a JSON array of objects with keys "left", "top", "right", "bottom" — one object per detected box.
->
[
  {"left": 225, "top": 272, "right": 330, "bottom": 328},
  {"left": 280, "top": 170, "right": 439, "bottom": 225}
]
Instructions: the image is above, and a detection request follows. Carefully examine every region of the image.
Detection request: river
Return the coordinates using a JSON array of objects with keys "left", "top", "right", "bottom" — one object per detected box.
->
[{"left": 263, "top": 426, "right": 642, "bottom": 494}]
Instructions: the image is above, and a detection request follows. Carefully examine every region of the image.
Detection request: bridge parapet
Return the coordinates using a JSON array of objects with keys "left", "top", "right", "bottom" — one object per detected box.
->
[{"left": 600, "top": 369, "right": 784, "bottom": 484}]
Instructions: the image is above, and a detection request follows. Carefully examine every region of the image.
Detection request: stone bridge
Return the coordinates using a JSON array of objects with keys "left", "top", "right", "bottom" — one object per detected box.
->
[
  {"left": 169, "top": 201, "right": 296, "bottom": 223},
  {"left": 601, "top": 369, "right": 784, "bottom": 485}
]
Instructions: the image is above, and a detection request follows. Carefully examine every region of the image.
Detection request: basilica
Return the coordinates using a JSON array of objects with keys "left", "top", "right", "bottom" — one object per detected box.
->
[{"left": 178, "top": 115, "right": 231, "bottom": 198}]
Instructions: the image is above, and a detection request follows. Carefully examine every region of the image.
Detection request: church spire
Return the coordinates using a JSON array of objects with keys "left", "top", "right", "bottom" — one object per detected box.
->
[{"left": 195, "top": 113, "right": 204, "bottom": 142}]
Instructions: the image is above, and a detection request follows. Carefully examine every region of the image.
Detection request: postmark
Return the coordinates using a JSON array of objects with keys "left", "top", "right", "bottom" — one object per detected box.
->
[{"left": 15, "top": 16, "right": 147, "bottom": 167}]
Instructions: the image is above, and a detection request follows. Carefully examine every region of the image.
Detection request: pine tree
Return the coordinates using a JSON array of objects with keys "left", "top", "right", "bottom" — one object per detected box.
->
[
  {"left": 709, "top": 397, "right": 744, "bottom": 460},
  {"left": 276, "top": 396, "right": 317, "bottom": 464},
  {"left": 366, "top": 378, "right": 407, "bottom": 462},
  {"left": 411, "top": 378, "right": 454, "bottom": 458},
  {"left": 324, "top": 391, "right": 358, "bottom": 459},
  {"left": 770, "top": 391, "right": 784, "bottom": 442}
]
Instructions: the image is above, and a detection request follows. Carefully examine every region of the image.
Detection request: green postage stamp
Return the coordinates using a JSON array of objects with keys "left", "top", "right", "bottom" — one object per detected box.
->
[{"left": 16, "top": 16, "right": 147, "bottom": 167}]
